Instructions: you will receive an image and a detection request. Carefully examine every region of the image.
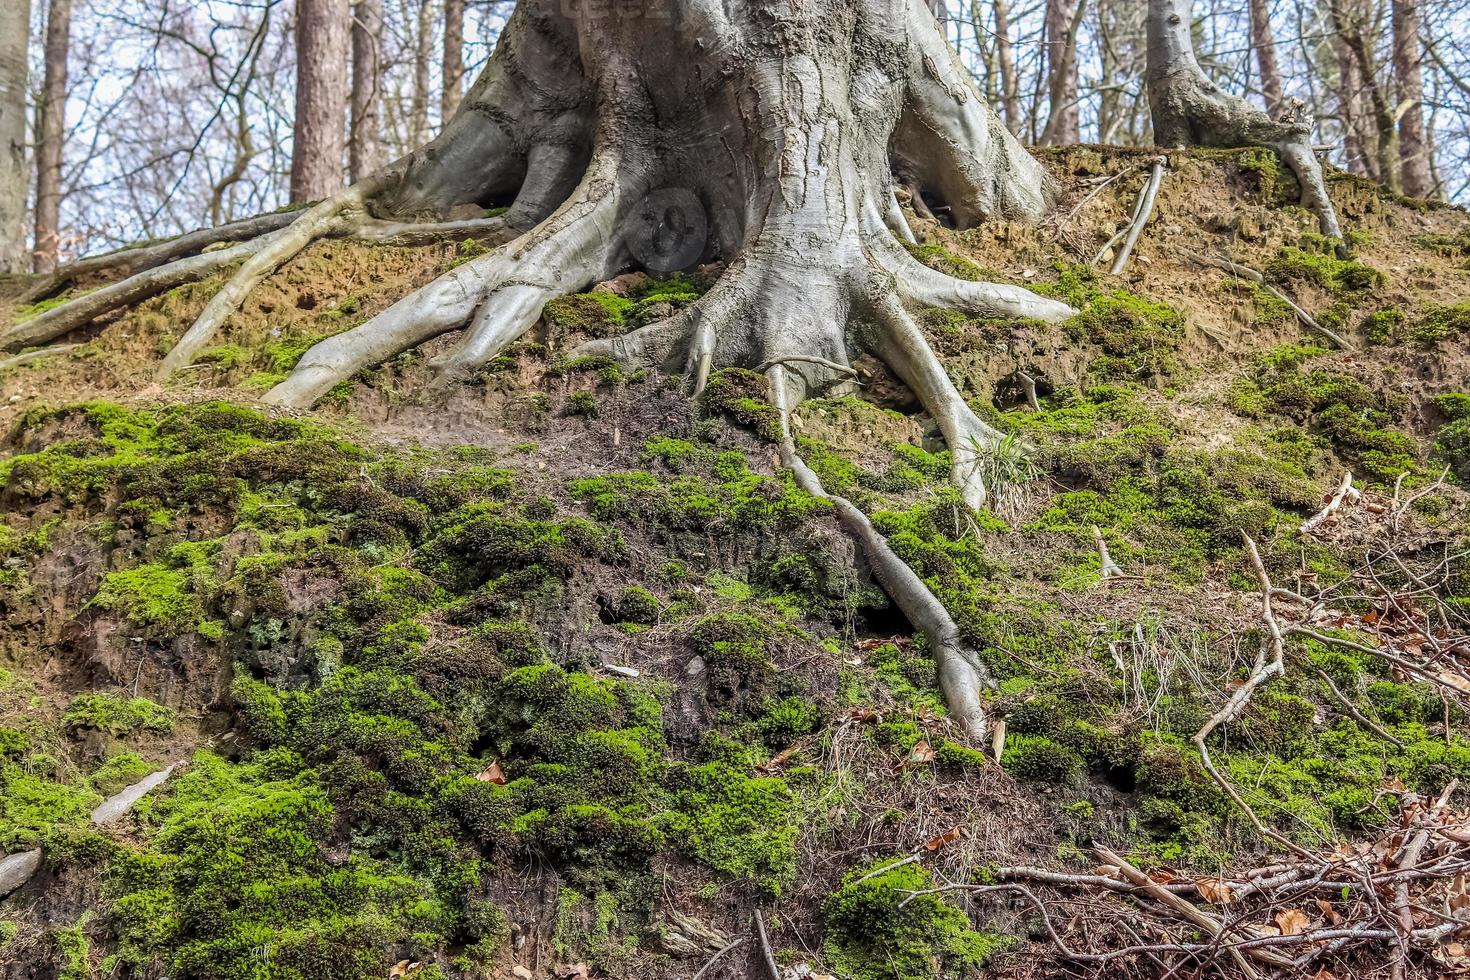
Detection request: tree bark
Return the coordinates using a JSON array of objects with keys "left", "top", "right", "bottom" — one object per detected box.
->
[
  {"left": 34, "top": 0, "right": 73, "bottom": 274},
  {"left": 291, "top": 0, "right": 350, "bottom": 203},
  {"left": 443, "top": 0, "right": 465, "bottom": 120},
  {"left": 1041, "top": 0, "right": 1083, "bottom": 144},
  {"left": 1247, "top": 0, "right": 1284, "bottom": 116},
  {"left": 1391, "top": 0, "right": 1432, "bottom": 198},
  {"left": 350, "top": 0, "right": 385, "bottom": 181},
  {"left": 0, "top": 0, "right": 29, "bottom": 275}
]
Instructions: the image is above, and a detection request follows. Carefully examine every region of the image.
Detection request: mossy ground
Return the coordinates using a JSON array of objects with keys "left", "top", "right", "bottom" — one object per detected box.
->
[{"left": 1, "top": 149, "right": 1468, "bottom": 980}]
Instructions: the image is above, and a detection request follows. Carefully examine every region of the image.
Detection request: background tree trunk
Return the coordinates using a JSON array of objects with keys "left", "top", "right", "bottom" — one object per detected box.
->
[
  {"left": 442, "top": 0, "right": 465, "bottom": 121},
  {"left": 1247, "top": 0, "right": 1284, "bottom": 115},
  {"left": 1040, "top": 0, "right": 1084, "bottom": 144},
  {"left": 1392, "top": 0, "right": 1432, "bottom": 197},
  {"left": 1333, "top": 36, "right": 1374, "bottom": 178},
  {"left": 0, "top": 0, "right": 29, "bottom": 275},
  {"left": 291, "top": 0, "right": 350, "bottom": 203},
  {"left": 350, "top": 0, "right": 385, "bottom": 182},
  {"left": 408, "top": 0, "right": 432, "bottom": 147},
  {"left": 992, "top": 0, "right": 1021, "bottom": 134},
  {"left": 34, "top": 0, "right": 73, "bottom": 274}
]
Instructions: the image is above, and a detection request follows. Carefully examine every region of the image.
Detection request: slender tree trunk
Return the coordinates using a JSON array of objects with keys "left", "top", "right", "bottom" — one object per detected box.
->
[
  {"left": 1247, "top": 0, "right": 1284, "bottom": 115},
  {"left": 0, "top": 0, "right": 29, "bottom": 275},
  {"left": 409, "top": 0, "right": 433, "bottom": 147},
  {"left": 1391, "top": 0, "right": 1432, "bottom": 197},
  {"left": 991, "top": 0, "right": 1021, "bottom": 134},
  {"left": 291, "top": 0, "right": 350, "bottom": 202},
  {"left": 1041, "top": 0, "right": 1084, "bottom": 144},
  {"left": 350, "top": 0, "right": 385, "bottom": 181},
  {"left": 1333, "top": 36, "right": 1372, "bottom": 178},
  {"left": 33, "top": 0, "right": 73, "bottom": 274},
  {"left": 442, "top": 0, "right": 465, "bottom": 120}
]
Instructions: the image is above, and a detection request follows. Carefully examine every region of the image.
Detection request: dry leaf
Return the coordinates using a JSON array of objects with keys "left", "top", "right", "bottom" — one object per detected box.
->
[
  {"left": 760, "top": 745, "right": 800, "bottom": 773},
  {"left": 848, "top": 707, "right": 882, "bottom": 723},
  {"left": 908, "top": 739, "right": 937, "bottom": 764},
  {"left": 1195, "top": 877, "right": 1234, "bottom": 904},
  {"left": 1311, "top": 968, "right": 1337, "bottom": 980},
  {"left": 923, "top": 826, "right": 968, "bottom": 852},
  {"left": 1275, "top": 908, "right": 1311, "bottom": 936},
  {"left": 476, "top": 760, "right": 507, "bottom": 785},
  {"left": 389, "top": 962, "right": 410, "bottom": 979},
  {"left": 1315, "top": 898, "right": 1343, "bottom": 925},
  {"left": 558, "top": 965, "right": 591, "bottom": 980}
]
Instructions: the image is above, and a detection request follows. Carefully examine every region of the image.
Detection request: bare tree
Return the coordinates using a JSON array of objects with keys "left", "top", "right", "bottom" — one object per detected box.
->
[
  {"left": 1330, "top": 0, "right": 1401, "bottom": 193},
  {"left": 1392, "top": 0, "right": 1432, "bottom": 197},
  {"left": 0, "top": 0, "right": 29, "bottom": 275},
  {"left": 443, "top": 0, "right": 464, "bottom": 119},
  {"left": 407, "top": 0, "right": 433, "bottom": 147},
  {"left": 34, "top": 0, "right": 74, "bottom": 273},
  {"left": 291, "top": 0, "right": 350, "bottom": 202},
  {"left": 351, "top": 0, "right": 386, "bottom": 181},
  {"left": 1247, "top": 0, "right": 1284, "bottom": 115}
]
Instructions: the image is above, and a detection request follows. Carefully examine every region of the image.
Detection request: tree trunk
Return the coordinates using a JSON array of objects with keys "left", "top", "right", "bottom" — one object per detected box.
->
[
  {"left": 1391, "top": 0, "right": 1432, "bottom": 198},
  {"left": 0, "top": 0, "right": 29, "bottom": 275},
  {"left": 992, "top": 0, "right": 1021, "bottom": 134},
  {"left": 291, "top": 0, "right": 350, "bottom": 203},
  {"left": 1247, "top": 0, "right": 1284, "bottom": 116},
  {"left": 442, "top": 0, "right": 465, "bottom": 120},
  {"left": 34, "top": 0, "right": 73, "bottom": 274},
  {"left": 1330, "top": 0, "right": 1399, "bottom": 193},
  {"left": 408, "top": 0, "right": 433, "bottom": 147},
  {"left": 1333, "top": 36, "right": 1373, "bottom": 179},
  {"left": 1041, "top": 0, "right": 1083, "bottom": 144},
  {"left": 350, "top": 0, "right": 385, "bottom": 182},
  {"left": 1146, "top": 0, "right": 1344, "bottom": 243}
]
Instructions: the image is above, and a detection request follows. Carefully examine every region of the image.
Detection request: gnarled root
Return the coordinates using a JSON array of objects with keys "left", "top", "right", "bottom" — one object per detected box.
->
[
  {"left": 1147, "top": 0, "right": 1345, "bottom": 250},
  {"left": 770, "top": 365, "right": 993, "bottom": 739}
]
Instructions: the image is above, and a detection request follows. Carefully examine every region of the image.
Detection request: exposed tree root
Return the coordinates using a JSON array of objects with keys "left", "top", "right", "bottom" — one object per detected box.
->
[
  {"left": 770, "top": 365, "right": 992, "bottom": 739},
  {"left": 19, "top": 209, "right": 303, "bottom": 305},
  {"left": 1093, "top": 156, "right": 1165, "bottom": 274},
  {"left": 1148, "top": 0, "right": 1345, "bottom": 250},
  {"left": 0, "top": 343, "right": 80, "bottom": 371},
  {"left": 1091, "top": 524, "right": 1125, "bottom": 579}
]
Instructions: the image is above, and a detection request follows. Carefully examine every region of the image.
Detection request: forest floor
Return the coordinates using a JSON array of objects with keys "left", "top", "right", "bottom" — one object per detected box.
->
[{"left": 0, "top": 147, "right": 1469, "bottom": 980}]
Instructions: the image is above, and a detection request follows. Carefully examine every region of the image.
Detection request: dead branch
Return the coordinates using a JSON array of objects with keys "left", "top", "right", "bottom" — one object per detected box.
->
[
  {"left": 1109, "top": 156, "right": 1166, "bottom": 275},
  {"left": 1182, "top": 249, "right": 1352, "bottom": 350},
  {"left": 1303, "top": 471, "right": 1362, "bottom": 534},
  {"left": 753, "top": 908, "right": 780, "bottom": 980},
  {"left": 1092, "top": 524, "right": 1125, "bottom": 580}
]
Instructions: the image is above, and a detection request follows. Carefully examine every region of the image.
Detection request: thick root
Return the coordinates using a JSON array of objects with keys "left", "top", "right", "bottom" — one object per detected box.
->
[
  {"left": 265, "top": 164, "right": 622, "bottom": 408},
  {"left": 20, "top": 209, "right": 302, "bottom": 305},
  {"left": 156, "top": 178, "right": 389, "bottom": 378},
  {"left": 770, "top": 366, "right": 992, "bottom": 739}
]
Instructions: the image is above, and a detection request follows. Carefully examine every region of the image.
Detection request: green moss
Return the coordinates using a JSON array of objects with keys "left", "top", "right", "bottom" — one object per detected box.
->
[
  {"left": 700, "top": 369, "right": 782, "bottom": 441},
  {"left": 1063, "top": 291, "right": 1184, "bottom": 380},
  {"left": 1001, "top": 735, "right": 1084, "bottom": 785},
  {"left": 1238, "top": 146, "right": 1289, "bottom": 205},
  {"left": 63, "top": 693, "right": 176, "bottom": 737},
  {"left": 1407, "top": 304, "right": 1470, "bottom": 349},
  {"left": 1266, "top": 243, "right": 1384, "bottom": 296},
  {"left": 91, "top": 753, "right": 160, "bottom": 796},
  {"left": 567, "top": 390, "right": 599, "bottom": 417},
  {"left": 0, "top": 762, "right": 100, "bottom": 850},
  {"left": 825, "top": 860, "right": 1011, "bottom": 980},
  {"left": 666, "top": 761, "right": 799, "bottom": 895},
  {"left": 614, "top": 586, "right": 661, "bottom": 625},
  {"left": 91, "top": 564, "right": 201, "bottom": 636},
  {"left": 903, "top": 242, "right": 992, "bottom": 281}
]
